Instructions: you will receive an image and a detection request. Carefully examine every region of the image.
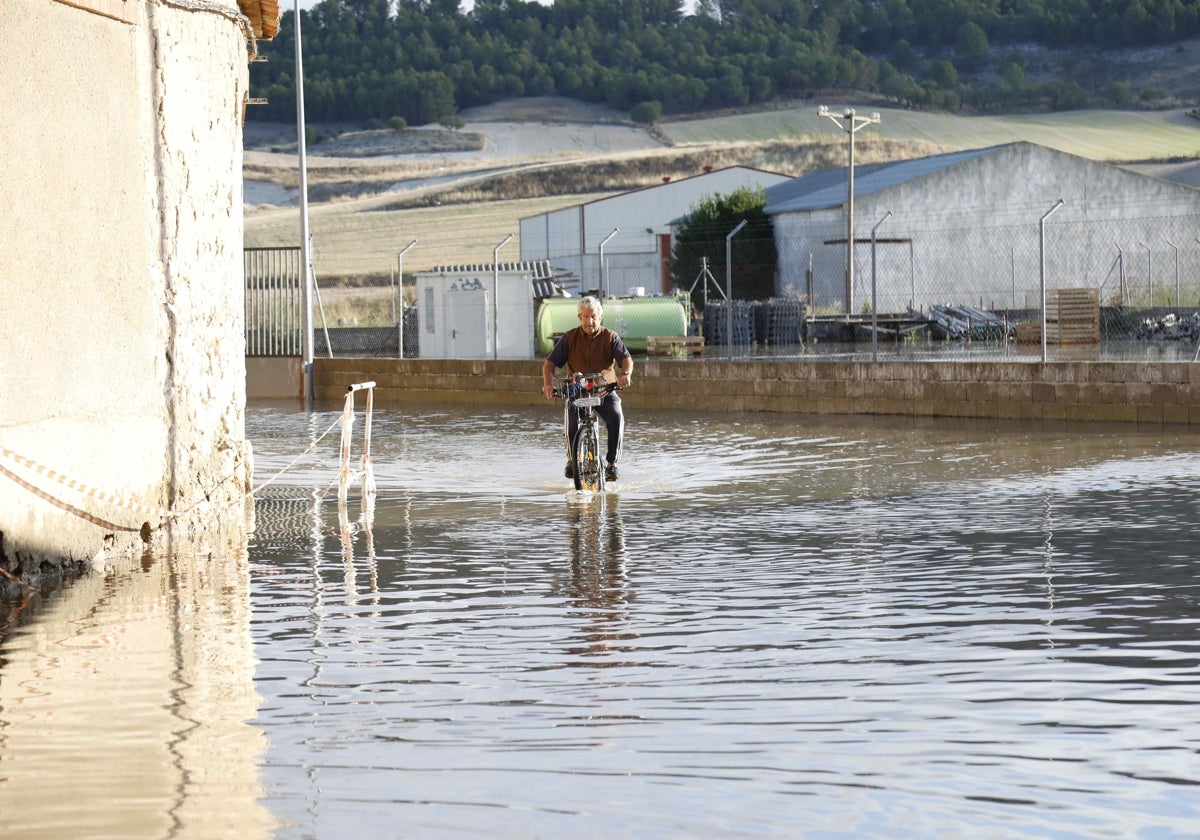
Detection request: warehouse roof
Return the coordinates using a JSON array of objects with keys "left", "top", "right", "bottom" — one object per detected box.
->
[
  {"left": 763, "top": 144, "right": 1008, "bottom": 215},
  {"left": 418, "top": 261, "right": 557, "bottom": 278}
]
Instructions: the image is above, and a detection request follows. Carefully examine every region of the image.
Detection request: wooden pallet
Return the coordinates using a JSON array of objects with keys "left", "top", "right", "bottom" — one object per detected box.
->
[
  {"left": 1015, "top": 289, "right": 1100, "bottom": 345},
  {"left": 646, "top": 335, "right": 705, "bottom": 356},
  {"left": 1047, "top": 288, "right": 1100, "bottom": 345}
]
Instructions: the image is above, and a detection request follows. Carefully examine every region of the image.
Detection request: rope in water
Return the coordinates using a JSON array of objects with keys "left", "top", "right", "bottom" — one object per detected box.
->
[
  {"left": 0, "top": 411, "right": 347, "bottom": 526},
  {"left": 0, "top": 386, "right": 377, "bottom": 591},
  {"left": 251, "top": 413, "right": 345, "bottom": 496}
]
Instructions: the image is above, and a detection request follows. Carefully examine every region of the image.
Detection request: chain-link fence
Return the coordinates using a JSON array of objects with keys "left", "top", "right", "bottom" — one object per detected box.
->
[
  {"left": 657, "top": 212, "right": 1200, "bottom": 361},
  {"left": 251, "top": 210, "right": 1200, "bottom": 362}
]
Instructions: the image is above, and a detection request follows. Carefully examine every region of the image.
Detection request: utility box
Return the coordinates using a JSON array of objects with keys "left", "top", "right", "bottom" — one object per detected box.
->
[{"left": 415, "top": 261, "right": 559, "bottom": 359}]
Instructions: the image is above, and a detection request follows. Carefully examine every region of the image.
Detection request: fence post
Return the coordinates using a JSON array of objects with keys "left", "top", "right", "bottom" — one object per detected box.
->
[
  {"left": 598, "top": 228, "right": 619, "bottom": 299},
  {"left": 492, "top": 234, "right": 513, "bottom": 360},
  {"left": 1040, "top": 200, "right": 1064, "bottom": 363},
  {"left": 1010, "top": 246, "right": 1016, "bottom": 310},
  {"left": 1139, "top": 241, "right": 1151, "bottom": 305},
  {"left": 397, "top": 240, "right": 417, "bottom": 359},
  {"left": 1166, "top": 240, "right": 1179, "bottom": 307},
  {"left": 871, "top": 211, "right": 892, "bottom": 362},
  {"left": 726, "top": 220, "right": 748, "bottom": 360}
]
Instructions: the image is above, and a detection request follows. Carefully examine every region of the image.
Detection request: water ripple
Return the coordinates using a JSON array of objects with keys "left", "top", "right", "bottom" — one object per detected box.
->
[{"left": 242, "top": 404, "right": 1200, "bottom": 838}]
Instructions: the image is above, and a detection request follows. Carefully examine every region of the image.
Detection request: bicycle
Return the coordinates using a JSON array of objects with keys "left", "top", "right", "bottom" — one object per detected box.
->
[{"left": 555, "top": 372, "right": 617, "bottom": 492}]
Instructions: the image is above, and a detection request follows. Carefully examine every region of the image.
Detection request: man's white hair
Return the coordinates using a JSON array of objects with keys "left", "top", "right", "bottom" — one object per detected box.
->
[{"left": 578, "top": 295, "right": 603, "bottom": 318}]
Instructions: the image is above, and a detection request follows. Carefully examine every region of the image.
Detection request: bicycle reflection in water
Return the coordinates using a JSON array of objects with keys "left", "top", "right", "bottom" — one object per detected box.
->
[{"left": 552, "top": 494, "right": 637, "bottom": 662}]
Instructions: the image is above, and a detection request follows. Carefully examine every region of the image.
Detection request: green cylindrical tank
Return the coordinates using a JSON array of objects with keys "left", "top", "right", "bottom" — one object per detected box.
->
[{"left": 535, "top": 295, "right": 688, "bottom": 355}]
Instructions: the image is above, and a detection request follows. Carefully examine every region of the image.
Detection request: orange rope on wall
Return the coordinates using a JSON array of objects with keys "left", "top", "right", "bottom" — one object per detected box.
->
[{"left": 0, "top": 446, "right": 178, "bottom": 521}]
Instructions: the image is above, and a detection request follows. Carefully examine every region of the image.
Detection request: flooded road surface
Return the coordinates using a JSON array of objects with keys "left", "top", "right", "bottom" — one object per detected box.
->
[
  {"left": 245, "top": 403, "right": 1200, "bottom": 839},
  {"left": 4, "top": 401, "right": 1200, "bottom": 838}
]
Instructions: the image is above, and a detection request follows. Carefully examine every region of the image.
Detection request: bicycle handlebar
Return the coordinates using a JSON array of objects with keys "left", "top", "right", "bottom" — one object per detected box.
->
[{"left": 552, "top": 373, "right": 619, "bottom": 399}]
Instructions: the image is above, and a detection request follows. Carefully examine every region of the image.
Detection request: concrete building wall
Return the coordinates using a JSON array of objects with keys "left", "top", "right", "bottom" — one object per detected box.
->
[
  {"left": 772, "top": 144, "right": 1200, "bottom": 314},
  {"left": 311, "top": 357, "right": 1200, "bottom": 427},
  {"left": 520, "top": 168, "right": 792, "bottom": 294},
  {"left": 0, "top": 0, "right": 253, "bottom": 578},
  {"left": 519, "top": 206, "right": 581, "bottom": 262}
]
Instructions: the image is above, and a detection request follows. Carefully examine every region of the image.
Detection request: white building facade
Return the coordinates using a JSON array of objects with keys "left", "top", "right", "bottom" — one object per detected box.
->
[
  {"left": 415, "top": 261, "right": 560, "bottom": 359},
  {"left": 765, "top": 143, "right": 1200, "bottom": 315},
  {"left": 520, "top": 166, "right": 792, "bottom": 297}
]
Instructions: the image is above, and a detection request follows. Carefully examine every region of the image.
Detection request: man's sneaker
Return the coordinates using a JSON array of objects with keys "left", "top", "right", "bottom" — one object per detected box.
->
[
  {"left": 564, "top": 461, "right": 574, "bottom": 479},
  {"left": 605, "top": 463, "right": 618, "bottom": 482}
]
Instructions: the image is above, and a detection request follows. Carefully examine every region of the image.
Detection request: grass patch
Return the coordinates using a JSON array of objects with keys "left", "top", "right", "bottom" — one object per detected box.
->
[
  {"left": 661, "top": 105, "right": 1200, "bottom": 161},
  {"left": 246, "top": 192, "right": 596, "bottom": 280}
]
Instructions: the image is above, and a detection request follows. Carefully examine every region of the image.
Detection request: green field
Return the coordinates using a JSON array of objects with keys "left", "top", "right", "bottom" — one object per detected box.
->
[
  {"left": 661, "top": 105, "right": 1200, "bottom": 161},
  {"left": 245, "top": 193, "right": 594, "bottom": 280}
]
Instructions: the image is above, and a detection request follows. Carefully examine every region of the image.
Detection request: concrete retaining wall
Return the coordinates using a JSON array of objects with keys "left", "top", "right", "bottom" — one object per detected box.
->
[
  {"left": 312, "top": 358, "right": 1200, "bottom": 425},
  {"left": 248, "top": 357, "right": 304, "bottom": 400}
]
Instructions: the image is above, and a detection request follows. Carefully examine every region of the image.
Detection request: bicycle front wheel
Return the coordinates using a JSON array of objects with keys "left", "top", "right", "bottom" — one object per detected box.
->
[{"left": 573, "top": 420, "right": 605, "bottom": 492}]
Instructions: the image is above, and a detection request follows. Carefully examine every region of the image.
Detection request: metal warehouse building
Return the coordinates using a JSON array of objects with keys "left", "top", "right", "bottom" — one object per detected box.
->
[
  {"left": 520, "top": 166, "right": 791, "bottom": 297},
  {"left": 765, "top": 142, "right": 1200, "bottom": 316}
]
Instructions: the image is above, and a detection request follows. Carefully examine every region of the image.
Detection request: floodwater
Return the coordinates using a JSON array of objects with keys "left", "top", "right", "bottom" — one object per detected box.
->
[{"left": 3, "top": 402, "right": 1200, "bottom": 838}]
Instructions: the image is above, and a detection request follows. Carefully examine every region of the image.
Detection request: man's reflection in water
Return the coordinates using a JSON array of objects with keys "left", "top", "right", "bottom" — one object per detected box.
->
[{"left": 556, "top": 494, "right": 636, "bottom": 662}]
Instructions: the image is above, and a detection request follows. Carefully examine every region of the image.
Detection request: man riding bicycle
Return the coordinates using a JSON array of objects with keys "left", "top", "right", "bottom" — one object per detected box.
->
[{"left": 541, "top": 296, "right": 633, "bottom": 482}]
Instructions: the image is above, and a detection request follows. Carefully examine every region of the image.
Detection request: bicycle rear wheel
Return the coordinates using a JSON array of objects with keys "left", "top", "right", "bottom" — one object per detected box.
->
[{"left": 573, "top": 420, "right": 605, "bottom": 492}]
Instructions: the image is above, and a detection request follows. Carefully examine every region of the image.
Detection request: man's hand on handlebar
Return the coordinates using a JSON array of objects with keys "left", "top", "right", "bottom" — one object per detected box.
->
[{"left": 549, "top": 373, "right": 622, "bottom": 401}]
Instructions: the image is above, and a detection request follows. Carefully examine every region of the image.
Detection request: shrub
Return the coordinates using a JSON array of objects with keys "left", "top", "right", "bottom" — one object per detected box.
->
[
  {"left": 1106, "top": 81, "right": 1133, "bottom": 107},
  {"left": 631, "top": 101, "right": 662, "bottom": 125}
]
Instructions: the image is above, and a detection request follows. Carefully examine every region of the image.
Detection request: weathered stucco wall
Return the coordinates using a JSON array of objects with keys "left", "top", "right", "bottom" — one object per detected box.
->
[
  {"left": 307, "top": 357, "right": 1200, "bottom": 426},
  {"left": 0, "top": 0, "right": 252, "bottom": 580}
]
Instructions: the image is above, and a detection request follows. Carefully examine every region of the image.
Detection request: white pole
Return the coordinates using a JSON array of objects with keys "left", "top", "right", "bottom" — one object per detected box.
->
[
  {"left": 1040, "top": 199, "right": 1064, "bottom": 363},
  {"left": 294, "top": 0, "right": 313, "bottom": 404},
  {"left": 598, "top": 228, "right": 619, "bottom": 299},
  {"left": 871, "top": 211, "right": 892, "bottom": 362},
  {"left": 396, "top": 239, "right": 416, "bottom": 358},
  {"left": 493, "top": 233, "right": 513, "bottom": 360},
  {"left": 1166, "top": 240, "right": 1178, "bottom": 306},
  {"left": 848, "top": 113, "right": 856, "bottom": 312},
  {"left": 818, "top": 106, "right": 880, "bottom": 315},
  {"left": 726, "top": 219, "right": 748, "bottom": 360},
  {"left": 1116, "top": 243, "right": 1126, "bottom": 302},
  {"left": 1139, "top": 241, "right": 1151, "bottom": 304}
]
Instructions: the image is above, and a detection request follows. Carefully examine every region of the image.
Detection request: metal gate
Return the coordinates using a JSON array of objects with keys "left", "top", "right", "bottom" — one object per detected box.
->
[{"left": 244, "top": 246, "right": 302, "bottom": 356}]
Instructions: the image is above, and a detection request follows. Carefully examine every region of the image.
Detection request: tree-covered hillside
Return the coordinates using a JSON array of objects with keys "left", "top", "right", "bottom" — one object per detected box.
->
[{"left": 249, "top": 0, "right": 1200, "bottom": 126}]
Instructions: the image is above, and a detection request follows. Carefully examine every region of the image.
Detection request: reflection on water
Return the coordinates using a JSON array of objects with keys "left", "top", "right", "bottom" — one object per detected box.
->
[
  {"left": 553, "top": 495, "right": 632, "bottom": 663},
  {"left": 243, "top": 403, "right": 1200, "bottom": 839},
  {"left": 4, "top": 402, "right": 1200, "bottom": 838},
  {"left": 0, "top": 538, "right": 274, "bottom": 840}
]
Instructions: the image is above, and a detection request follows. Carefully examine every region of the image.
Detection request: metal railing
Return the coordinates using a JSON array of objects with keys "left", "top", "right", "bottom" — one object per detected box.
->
[{"left": 245, "top": 246, "right": 302, "bottom": 356}]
